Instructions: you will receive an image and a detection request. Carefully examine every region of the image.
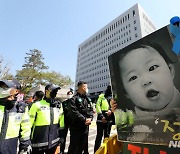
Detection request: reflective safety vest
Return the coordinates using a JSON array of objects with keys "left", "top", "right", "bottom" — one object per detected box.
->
[
  {"left": 0, "top": 104, "right": 31, "bottom": 154},
  {"left": 29, "top": 99, "right": 64, "bottom": 150},
  {"left": 96, "top": 94, "right": 110, "bottom": 122}
]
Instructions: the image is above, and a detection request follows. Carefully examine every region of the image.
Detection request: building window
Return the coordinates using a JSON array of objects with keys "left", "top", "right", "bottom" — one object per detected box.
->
[
  {"left": 125, "top": 16, "right": 127, "bottom": 21},
  {"left": 133, "top": 10, "right": 136, "bottom": 17},
  {"left": 135, "top": 34, "right": 138, "bottom": 37},
  {"left": 134, "top": 20, "right": 136, "bottom": 24}
]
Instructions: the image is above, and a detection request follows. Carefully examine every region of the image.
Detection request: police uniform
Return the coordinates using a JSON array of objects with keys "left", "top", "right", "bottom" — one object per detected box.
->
[
  {"left": 68, "top": 92, "right": 94, "bottom": 154},
  {"left": 29, "top": 98, "right": 64, "bottom": 153},
  {"left": 0, "top": 80, "right": 31, "bottom": 154},
  {"left": 94, "top": 93, "right": 114, "bottom": 153},
  {"left": 61, "top": 98, "right": 71, "bottom": 153}
]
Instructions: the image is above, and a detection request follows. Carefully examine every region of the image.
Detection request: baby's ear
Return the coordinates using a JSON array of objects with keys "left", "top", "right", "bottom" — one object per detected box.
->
[{"left": 168, "top": 63, "right": 175, "bottom": 79}]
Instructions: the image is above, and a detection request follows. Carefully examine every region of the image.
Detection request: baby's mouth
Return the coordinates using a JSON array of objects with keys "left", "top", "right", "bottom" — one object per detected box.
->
[{"left": 146, "top": 89, "right": 159, "bottom": 100}]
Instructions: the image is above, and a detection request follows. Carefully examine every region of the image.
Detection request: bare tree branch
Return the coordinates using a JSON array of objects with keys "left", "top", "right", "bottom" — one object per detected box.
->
[{"left": 0, "top": 56, "right": 11, "bottom": 79}]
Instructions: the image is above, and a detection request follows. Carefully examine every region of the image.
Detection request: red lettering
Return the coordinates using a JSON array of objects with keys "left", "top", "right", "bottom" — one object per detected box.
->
[
  {"left": 128, "top": 144, "right": 141, "bottom": 154},
  {"left": 143, "top": 147, "right": 149, "bottom": 154},
  {"left": 160, "top": 151, "right": 167, "bottom": 154}
]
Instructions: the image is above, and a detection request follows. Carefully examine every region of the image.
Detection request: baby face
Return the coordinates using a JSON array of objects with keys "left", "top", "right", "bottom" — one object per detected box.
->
[{"left": 119, "top": 46, "right": 174, "bottom": 110}]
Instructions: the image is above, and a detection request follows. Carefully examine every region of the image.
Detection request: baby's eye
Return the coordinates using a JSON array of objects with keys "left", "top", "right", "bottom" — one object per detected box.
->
[
  {"left": 129, "top": 76, "right": 137, "bottom": 82},
  {"left": 149, "top": 65, "right": 159, "bottom": 71}
]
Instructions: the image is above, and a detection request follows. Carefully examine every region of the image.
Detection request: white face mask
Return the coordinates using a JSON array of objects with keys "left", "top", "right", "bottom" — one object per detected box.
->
[
  {"left": 67, "top": 95, "right": 73, "bottom": 99},
  {"left": 0, "top": 88, "right": 12, "bottom": 98},
  {"left": 85, "top": 88, "right": 89, "bottom": 94}
]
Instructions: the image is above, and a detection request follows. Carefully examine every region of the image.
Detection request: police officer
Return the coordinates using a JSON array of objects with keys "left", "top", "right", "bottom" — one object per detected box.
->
[
  {"left": 61, "top": 90, "right": 73, "bottom": 154},
  {"left": 28, "top": 90, "right": 44, "bottom": 110},
  {"left": 94, "top": 85, "right": 114, "bottom": 153},
  {"left": 0, "top": 80, "right": 31, "bottom": 154},
  {"left": 29, "top": 84, "right": 64, "bottom": 154},
  {"left": 68, "top": 81, "right": 94, "bottom": 154}
]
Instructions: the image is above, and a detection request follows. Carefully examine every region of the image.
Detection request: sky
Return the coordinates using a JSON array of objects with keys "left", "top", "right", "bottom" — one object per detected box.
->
[{"left": 0, "top": 0, "right": 179, "bottom": 82}]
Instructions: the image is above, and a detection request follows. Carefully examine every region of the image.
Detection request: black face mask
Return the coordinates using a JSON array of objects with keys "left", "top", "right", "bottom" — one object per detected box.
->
[{"left": 50, "top": 89, "right": 58, "bottom": 99}]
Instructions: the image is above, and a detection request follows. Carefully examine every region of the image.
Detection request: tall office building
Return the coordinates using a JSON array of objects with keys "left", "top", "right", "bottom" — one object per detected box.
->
[{"left": 75, "top": 3, "right": 156, "bottom": 96}]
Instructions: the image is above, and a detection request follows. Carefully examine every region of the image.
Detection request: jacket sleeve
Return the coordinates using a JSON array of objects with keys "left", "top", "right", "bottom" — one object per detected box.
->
[
  {"left": 19, "top": 106, "right": 31, "bottom": 151},
  {"left": 87, "top": 99, "right": 94, "bottom": 120},
  {"left": 59, "top": 104, "right": 65, "bottom": 146},
  {"left": 28, "top": 102, "right": 38, "bottom": 128},
  {"left": 59, "top": 104, "right": 64, "bottom": 129},
  {"left": 96, "top": 96, "right": 104, "bottom": 119},
  {"left": 68, "top": 97, "right": 86, "bottom": 123}
]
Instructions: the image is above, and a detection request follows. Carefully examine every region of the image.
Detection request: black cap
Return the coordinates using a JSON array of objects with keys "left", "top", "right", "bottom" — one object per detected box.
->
[
  {"left": 0, "top": 80, "right": 21, "bottom": 98},
  {"left": 77, "top": 81, "right": 87, "bottom": 87},
  {"left": 45, "top": 84, "right": 60, "bottom": 91},
  {"left": 0, "top": 80, "right": 20, "bottom": 89}
]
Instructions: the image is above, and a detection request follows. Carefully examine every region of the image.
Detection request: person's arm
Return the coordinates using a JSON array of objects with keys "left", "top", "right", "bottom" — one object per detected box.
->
[
  {"left": 87, "top": 97, "right": 94, "bottom": 120},
  {"left": 68, "top": 97, "right": 86, "bottom": 124},
  {"left": 110, "top": 98, "right": 117, "bottom": 113},
  {"left": 96, "top": 96, "right": 105, "bottom": 119},
  {"left": 18, "top": 106, "right": 32, "bottom": 153},
  {"left": 59, "top": 104, "right": 65, "bottom": 147},
  {"left": 28, "top": 101, "right": 38, "bottom": 128}
]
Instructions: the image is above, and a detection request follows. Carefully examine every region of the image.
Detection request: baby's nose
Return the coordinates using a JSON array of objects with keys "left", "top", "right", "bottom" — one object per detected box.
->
[
  {"left": 143, "top": 81, "right": 152, "bottom": 86},
  {"left": 141, "top": 75, "right": 152, "bottom": 87}
]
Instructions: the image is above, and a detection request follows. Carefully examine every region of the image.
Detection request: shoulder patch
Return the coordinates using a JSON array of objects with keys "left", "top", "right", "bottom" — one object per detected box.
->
[{"left": 77, "top": 98, "right": 82, "bottom": 103}]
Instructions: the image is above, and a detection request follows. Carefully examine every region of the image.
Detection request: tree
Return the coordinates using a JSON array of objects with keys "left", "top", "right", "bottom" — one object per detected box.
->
[
  {"left": 41, "top": 71, "right": 73, "bottom": 87},
  {"left": 16, "top": 49, "right": 48, "bottom": 93},
  {"left": 16, "top": 49, "right": 73, "bottom": 94},
  {"left": 23, "top": 49, "right": 48, "bottom": 71},
  {"left": 0, "top": 56, "right": 13, "bottom": 80}
]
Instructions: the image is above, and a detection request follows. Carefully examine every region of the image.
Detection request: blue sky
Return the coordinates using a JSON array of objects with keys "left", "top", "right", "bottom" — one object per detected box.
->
[{"left": 0, "top": 0, "right": 179, "bottom": 82}]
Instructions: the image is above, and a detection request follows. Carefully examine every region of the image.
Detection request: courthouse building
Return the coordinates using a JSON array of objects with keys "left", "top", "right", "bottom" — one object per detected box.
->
[{"left": 75, "top": 3, "right": 156, "bottom": 96}]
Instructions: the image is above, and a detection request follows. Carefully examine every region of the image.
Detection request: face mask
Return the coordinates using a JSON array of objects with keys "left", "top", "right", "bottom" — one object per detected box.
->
[
  {"left": 67, "top": 95, "right": 73, "bottom": 99},
  {"left": 0, "top": 88, "right": 12, "bottom": 98},
  {"left": 85, "top": 88, "right": 89, "bottom": 94},
  {"left": 50, "top": 90, "right": 58, "bottom": 99}
]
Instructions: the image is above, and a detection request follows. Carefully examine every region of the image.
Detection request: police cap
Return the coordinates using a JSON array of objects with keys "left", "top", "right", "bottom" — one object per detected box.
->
[{"left": 45, "top": 84, "right": 60, "bottom": 91}]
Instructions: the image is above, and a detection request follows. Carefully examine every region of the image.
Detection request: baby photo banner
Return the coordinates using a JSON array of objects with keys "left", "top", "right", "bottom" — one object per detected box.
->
[{"left": 108, "top": 25, "right": 180, "bottom": 146}]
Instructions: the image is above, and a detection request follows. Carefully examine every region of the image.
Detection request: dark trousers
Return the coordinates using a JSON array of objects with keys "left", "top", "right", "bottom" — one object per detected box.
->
[
  {"left": 94, "top": 121, "right": 112, "bottom": 153},
  {"left": 31, "top": 145, "right": 57, "bottom": 154},
  {"left": 68, "top": 127, "right": 89, "bottom": 154},
  {"left": 61, "top": 117, "right": 70, "bottom": 153}
]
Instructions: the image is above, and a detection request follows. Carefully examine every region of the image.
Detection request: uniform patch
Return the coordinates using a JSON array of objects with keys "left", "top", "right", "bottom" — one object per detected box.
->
[
  {"left": 14, "top": 115, "right": 22, "bottom": 122},
  {"left": 77, "top": 98, "right": 82, "bottom": 103},
  {"left": 40, "top": 106, "right": 47, "bottom": 110}
]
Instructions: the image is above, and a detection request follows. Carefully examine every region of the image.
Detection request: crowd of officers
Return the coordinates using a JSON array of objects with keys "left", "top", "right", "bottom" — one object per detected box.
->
[{"left": 0, "top": 80, "right": 115, "bottom": 154}]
